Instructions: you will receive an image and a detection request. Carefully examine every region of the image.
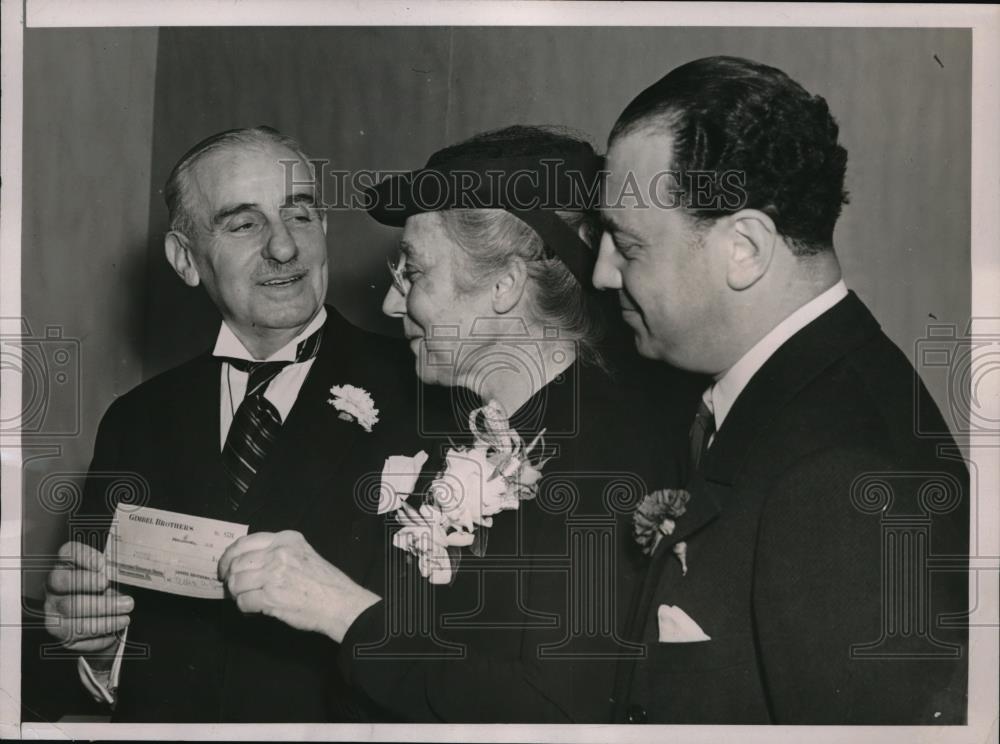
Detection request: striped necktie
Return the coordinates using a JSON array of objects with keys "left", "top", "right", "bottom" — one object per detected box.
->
[
  {"left": 220, "top": 326, "right": 323, "bottom": 510},
  {"left": 688, "top": 387, "right": 716, "bottom": 475}
]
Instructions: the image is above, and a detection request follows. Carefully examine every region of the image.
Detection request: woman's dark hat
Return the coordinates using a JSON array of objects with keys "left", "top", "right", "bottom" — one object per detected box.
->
[{"left": 366, "top": 144, "right": 603, "bottom": 285}]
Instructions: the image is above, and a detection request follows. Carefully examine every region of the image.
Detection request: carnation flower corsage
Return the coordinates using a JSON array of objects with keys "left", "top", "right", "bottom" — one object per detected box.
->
[
  {"left": 381, "top": 401, "right": 548, "bottom": 584},
  {"left": 633, "top": 488, "right": 692, "bottom": 575}
]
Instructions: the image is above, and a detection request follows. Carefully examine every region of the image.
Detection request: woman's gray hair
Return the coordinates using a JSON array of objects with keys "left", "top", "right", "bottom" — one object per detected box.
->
[{"left": 438, "top": 206, "right": 606, "bottom": 367}]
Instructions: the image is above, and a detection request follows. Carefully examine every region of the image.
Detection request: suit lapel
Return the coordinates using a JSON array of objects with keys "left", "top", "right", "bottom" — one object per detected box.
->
[
  {"left": 627, "top": 471, "right": 726, "bottom": 625},
  {"left": 168, "top": 354, "right": 232, "bottom": 520},
  {"left": 702, "top": 291, "right": 880, "bottom": 486},
  {"left": 624, "top": 293, "right": 881, "bottom": 661}
]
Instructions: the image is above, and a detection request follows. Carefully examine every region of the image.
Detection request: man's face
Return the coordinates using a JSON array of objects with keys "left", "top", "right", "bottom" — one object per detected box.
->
[
  {"left": 594, "top": 128, "right": 726, "bottom": 372},
  {"left": 381, "top": 212, "right": 493, "bottom": 386},
  {"left": 179, "top": 142, "right": 328, "bottom": 341}
]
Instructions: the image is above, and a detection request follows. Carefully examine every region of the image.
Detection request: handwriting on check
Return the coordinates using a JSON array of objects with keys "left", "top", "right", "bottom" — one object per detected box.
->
[{"left": 105, "top": 505, "right": 249, "bottom": 600}]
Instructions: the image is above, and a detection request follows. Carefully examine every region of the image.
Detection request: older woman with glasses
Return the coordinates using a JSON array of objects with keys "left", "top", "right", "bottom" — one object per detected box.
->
[{"left": 219, "top": 125, "right": 698, "bottom": 722}]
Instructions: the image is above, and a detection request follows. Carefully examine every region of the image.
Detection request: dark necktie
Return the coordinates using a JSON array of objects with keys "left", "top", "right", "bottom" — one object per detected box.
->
[
  {"left": 688, "top": 389, "right": 716, "bottom": 475},
  {"left": 220, "top": 326, "right": 323, "bottom": 510}
]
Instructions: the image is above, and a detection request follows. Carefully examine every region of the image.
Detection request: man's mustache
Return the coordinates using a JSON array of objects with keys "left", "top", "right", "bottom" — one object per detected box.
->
[{"left": 252, "top": 261, "right": 307, "bottom": 282}]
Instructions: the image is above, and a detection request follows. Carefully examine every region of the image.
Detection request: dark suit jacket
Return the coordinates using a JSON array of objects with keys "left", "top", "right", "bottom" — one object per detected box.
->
[
  {"left": 338, "top": 356, "right": 702, "bottom": 722},
  {"left": 76, "top": 306, "right": 417, "bottom": 722},
  {"left": 613, "top": 292, "right": 969, "bottom": 724}
]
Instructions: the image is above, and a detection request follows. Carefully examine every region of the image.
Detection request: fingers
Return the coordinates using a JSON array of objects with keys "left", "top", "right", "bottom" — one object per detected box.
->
[
  {"left": 62, "top": 634, "right": 123, "bottom": 655},
  {"left": 46, "top": 566, "right": 109, "bottom": 595},
  {"left": 48, "top": 541, "right": 110, "bottom": 597},
  {"left": 218, "top": 531, "right": 277, "bottom": 579},
  {"left": 43, "top": 573, "right": 134, "bottom": 650},
  {"left": 271, "top": 530, "right": 305, "bottom": 547},
  {"left": 223, "top": 548, "right": 269, "bottom": 579},
  {"left": 46, "top": 608, "right": 130, "bottom": 645},
  {"left": 218, "top": 530, "right": 307, "bottom": 579},
  {"left": 49, "top": 592, "right": 134, "bottom": 619},
  {"left": 57, "top": 541, "right": 106, "bottom": 573},
  {"left": 233, "top": 588, "right": 268, "bottom": 615},
  {"left": 225, "top": 567, "right": 265, "bottom": 597}
]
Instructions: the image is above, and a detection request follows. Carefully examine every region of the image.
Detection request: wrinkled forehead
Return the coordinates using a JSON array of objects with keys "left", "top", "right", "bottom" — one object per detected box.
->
[
  {"left": 400, "top": 212, "right": 457, "bottom": 264},
  {"left": 186, "top": 142, "right": 316, "bottom": 209}
]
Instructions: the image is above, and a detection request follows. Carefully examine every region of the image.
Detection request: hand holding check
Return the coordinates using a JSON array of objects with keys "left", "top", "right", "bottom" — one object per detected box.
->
[
  {"left": 44, "top": 541, "right": 133, "bottom": 657},
  {"left": 218, "top": 530, "right": 381, "bottom": 643}
]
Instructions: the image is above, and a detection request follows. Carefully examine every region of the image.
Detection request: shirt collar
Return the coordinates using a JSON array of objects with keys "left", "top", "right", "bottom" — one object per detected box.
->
[
  {"left": 711, "top": 280, "right": 848, "bottom": 430},
  {"left": 212, "top": 306, "right": 327, "bottom": 363}
]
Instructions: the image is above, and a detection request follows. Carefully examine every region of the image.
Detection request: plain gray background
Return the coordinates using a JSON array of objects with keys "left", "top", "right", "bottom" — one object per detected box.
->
[{"left": 20, "top": 27, "right": 971, "bottom": 598}]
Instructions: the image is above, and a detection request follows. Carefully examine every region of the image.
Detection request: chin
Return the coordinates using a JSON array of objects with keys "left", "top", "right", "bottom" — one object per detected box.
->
[
  {"left": 255, "top": 299, "right": 322, "bottom": 329},
  {"left": 414, "top": 356, "right": 460, "bottom": 388},
  {"left": 415, "top": 367, "right": 449, "bottom": 387},
  {"left": 632, "top": 330, "right": 659, "bottom": 360},
  {"left": 411, "top": 348, "right": 437, "bottom": 385}
]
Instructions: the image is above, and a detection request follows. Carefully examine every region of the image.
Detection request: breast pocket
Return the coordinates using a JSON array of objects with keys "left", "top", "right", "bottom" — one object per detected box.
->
[
  {"left": 650, "top": 632, "right": 757, "bottom": 672},
  {"left": 639, "top": 632, "right": 769, "bottom": 724}
]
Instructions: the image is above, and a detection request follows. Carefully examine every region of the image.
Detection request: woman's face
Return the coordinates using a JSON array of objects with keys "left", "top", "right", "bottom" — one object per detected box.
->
[{"left": 382, "top": 212, "right": 494, "bottom": 386}]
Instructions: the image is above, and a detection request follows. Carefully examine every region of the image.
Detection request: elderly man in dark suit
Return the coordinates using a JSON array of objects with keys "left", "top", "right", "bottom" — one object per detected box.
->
[
  {"left": 42, "top": 126, "right": 413, "bottom": 721},
  {"left": 594, "top": 56, "right": 969, "bottom": 724}
]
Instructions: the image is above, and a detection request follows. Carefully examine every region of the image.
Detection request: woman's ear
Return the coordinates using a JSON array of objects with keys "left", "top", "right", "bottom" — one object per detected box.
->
[
  {"left": 164, "top": 231, "right": 201, "bottom": 287},
  {"left": 726, "top": 209, "right": 776, "bottom": 291},
  {"left": 492, "top": 255, "right": 529, "bottom": 314}
]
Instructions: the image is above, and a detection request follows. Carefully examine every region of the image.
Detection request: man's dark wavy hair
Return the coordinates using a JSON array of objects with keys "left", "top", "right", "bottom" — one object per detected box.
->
[{"left": 610, "top": 56, "right": 849, "bottom": 255}]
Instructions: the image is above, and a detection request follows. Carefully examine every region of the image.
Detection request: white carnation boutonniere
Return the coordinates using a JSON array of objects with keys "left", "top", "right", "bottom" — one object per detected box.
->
[
  {"left": 328, "top": 384, "right": 380, "bottom": 432},
  {"left": 387, "top": 400, "right": 549, "bottom": 584},
  {"left": 633, "top": 488, "right": 692, "bottom": 575}
]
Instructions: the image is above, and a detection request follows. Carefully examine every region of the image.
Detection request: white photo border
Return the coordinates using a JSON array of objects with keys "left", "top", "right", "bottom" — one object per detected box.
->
[{"left": 2, "top": 2, "right": 997, "bottom": 742}]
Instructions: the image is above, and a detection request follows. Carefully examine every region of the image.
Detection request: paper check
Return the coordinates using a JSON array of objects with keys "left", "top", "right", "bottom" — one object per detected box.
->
[{"left": 104, "top": 505, "right": 248, "bottom": 599}]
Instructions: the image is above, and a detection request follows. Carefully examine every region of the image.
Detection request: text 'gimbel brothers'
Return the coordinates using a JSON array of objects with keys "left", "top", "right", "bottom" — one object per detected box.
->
[{"left": 127, "top": 512, "right": 195, "bottom": 531}]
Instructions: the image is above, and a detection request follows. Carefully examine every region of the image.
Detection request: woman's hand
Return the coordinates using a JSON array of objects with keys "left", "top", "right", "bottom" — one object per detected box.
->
[{"left": 218, "top": 530, "right": 380, "bottom": 643}]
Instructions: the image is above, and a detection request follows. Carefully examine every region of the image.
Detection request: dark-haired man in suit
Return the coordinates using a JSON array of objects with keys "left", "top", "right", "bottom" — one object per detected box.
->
[
  {"left": 42, "top": 127, "right": 413, "bottom": 721},
  {"left": 594, "top": 56, "right": 968, "bottom": 724}
]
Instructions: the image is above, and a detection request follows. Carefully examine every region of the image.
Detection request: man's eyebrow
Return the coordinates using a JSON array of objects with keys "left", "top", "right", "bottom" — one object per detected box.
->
[
  {"left": 599, "top": 213, "right": 640, "bottom": 239},
  {"left": 212, "top": 202, "right": 258, "bottom": 225},
  {"left": 285, "top": 191, "right": 317, "bottom": 207}
]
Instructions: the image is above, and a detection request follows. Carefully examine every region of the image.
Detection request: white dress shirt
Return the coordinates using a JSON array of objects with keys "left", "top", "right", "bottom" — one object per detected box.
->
[
  {"left": 78, "top": 307, "right": 327, "bottom": 704},
  {"left": 706, "top": 279, "right": 847, "bottom": 442},
  {"left": 709, "top": 281, "right": 848, "bottom": 433},
  {"left": 215, "top": 307, "right": 326, "bottom": 447}
]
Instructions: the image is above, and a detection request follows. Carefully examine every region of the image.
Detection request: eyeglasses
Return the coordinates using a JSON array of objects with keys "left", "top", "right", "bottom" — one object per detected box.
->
[{"left": 387, "top": 252, "right": 410, "bottom": 295}]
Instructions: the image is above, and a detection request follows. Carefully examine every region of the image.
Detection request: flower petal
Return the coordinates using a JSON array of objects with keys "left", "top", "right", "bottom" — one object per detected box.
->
[{"left": 378, "top": 450, "right": 430, "bottom": 514}]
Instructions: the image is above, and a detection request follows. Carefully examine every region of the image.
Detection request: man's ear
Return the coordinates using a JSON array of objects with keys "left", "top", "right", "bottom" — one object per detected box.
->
[
  {"left": 164, "top": 231, "right": 201, "bottom": 287},
  {"left": 492, "top": 256, "right": 529, "bottom": 315},
  {"left": 726, "top": 209, "right": 776, "bottom": 291},
  {"left": 319, "top": 209, "right": 328, "bottom": 236}
]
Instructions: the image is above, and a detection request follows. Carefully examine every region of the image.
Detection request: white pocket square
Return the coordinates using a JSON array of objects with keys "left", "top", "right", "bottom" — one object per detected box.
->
[{"left": 657, "top": 604, "right": 711, "bottom": 643}]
